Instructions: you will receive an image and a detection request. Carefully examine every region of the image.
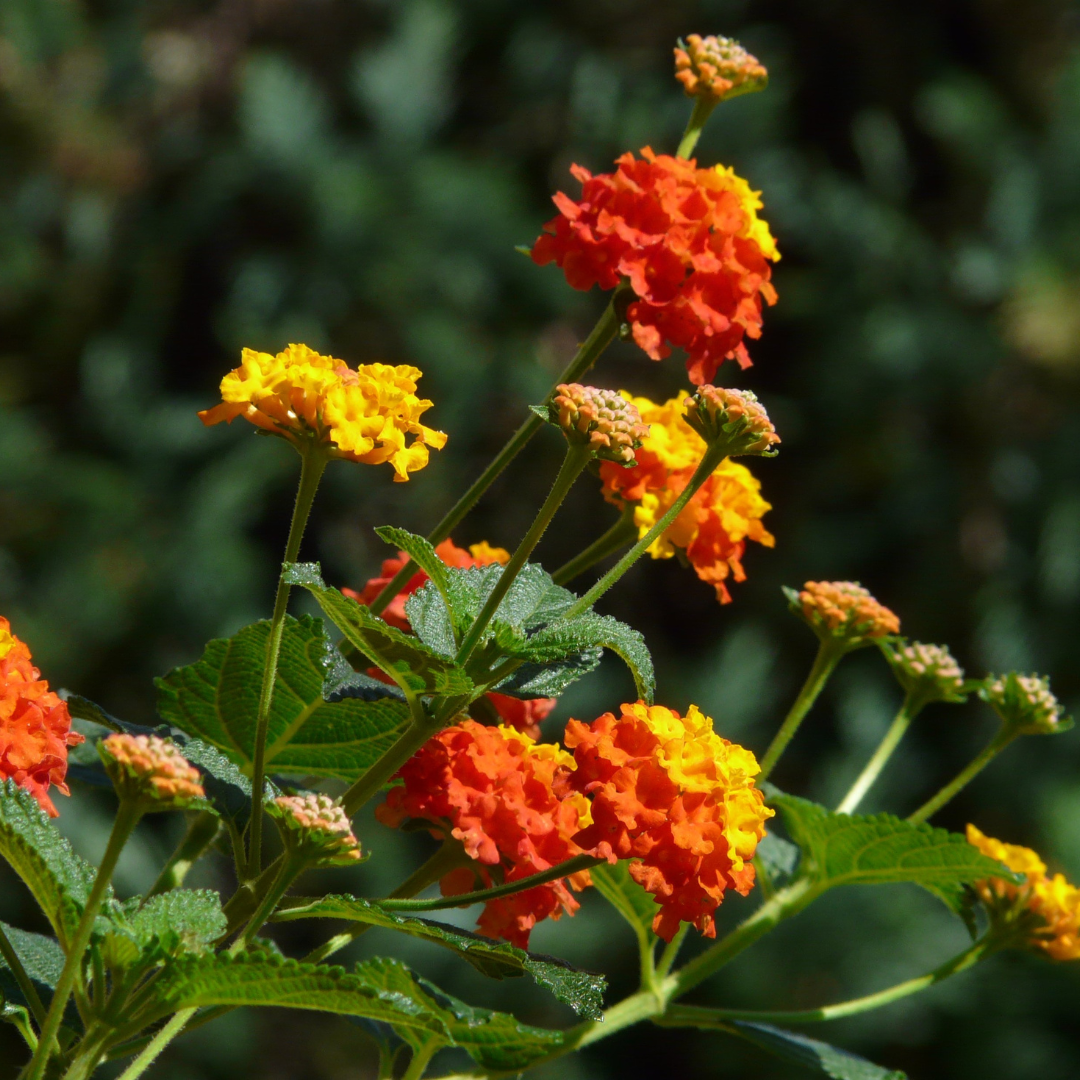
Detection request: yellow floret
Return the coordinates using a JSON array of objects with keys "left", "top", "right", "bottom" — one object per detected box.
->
[{"left": 714, "top": 164, "right": 781, "bottom": 262}]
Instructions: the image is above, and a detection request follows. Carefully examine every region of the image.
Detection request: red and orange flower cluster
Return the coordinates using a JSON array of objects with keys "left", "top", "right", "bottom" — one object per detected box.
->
[
  {"left": 599, "top": 393, "right": 774, "bottom": 603},
  {"left": 349, "top": 539, "right": 556, "bottom": 738},
  {"left": 0, "top": 617, "right": 82, "bottom": 817},
  {"left": 380, "top": 701, "right": 771, "bottom": 947},
  {"left": 531, "top": 148, "right": 779, "bottom": 385}
]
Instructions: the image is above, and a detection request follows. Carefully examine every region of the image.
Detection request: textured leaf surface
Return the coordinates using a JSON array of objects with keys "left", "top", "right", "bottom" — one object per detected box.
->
[
  {"left": 282, "top": 563, "right": 472, "bottom": 696},
  {"left": 375, "top": 526, "right": 453, "bottom": 616},
  {"left": 590, "top": 861, "right": 657, "bottom": 943},
  {"left": 103, "top": 890, "right": 226, "bottom": 970},
  {"left": 273, "top": 895, "right": 605, "bottom": 1019},
  {"left": 728, "top": 1021, "right": 906, "bottom": 1080},
  {"left": 0, "top": 922, "right": 64, "bottom": 1003},
  {"left": 772, "top": 793, "right": 1021, "bottom": 895},
  {"left": 156, "top": 614, "right": 410, "bottom": 781},
  {"left": 0, "top": 780, "right": 99, "bottom": 947}
]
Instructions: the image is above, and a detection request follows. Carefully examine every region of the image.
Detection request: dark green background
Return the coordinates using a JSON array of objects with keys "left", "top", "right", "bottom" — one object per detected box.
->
[{"left": 1, "top": 0, "right": 1079, "bottom": 1076}]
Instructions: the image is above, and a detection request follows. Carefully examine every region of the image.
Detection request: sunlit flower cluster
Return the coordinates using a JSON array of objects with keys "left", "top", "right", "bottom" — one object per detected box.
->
[
  {"left": 599, "top": 393, "right": 774, "bottom": 603},
  {"left": 561, "top": 701, "right": 772, "bottom": 941},
  {"left": 683, "top": 384, "right": 780, "bottom": 456},
  {"left": 980, "top": 673, "right": 1070, "bottom": 736},
  {"left": 674, "top": 34, "right": 769, "bottom": 103},
  {"left": 0, "top": 617, "right": 83, "bottom": 817},
  {"left": 199, "top": 343, "right": 447, "bottom": 480},
  {"left": 795, "top": 581, "right": 900, "bottom": 644},
  {"left": 882, "top": 639, "right": 966, "bottom": 706},
  {"left": 967, "top": 824, "right": 1080, "bottom": 961},
  {"left": 273, "top": 792, "right": 362, "bottom": 866},
  {"left": 377, "top": 720, "right": 594, "bottom": 948},
  {"left": 551, "top": 383, "right": 649, "bottom": 464},
  {"left": 100, "top": 733, "right": 204, "bottom": 809},
  {"left": 531, "top": 148, "right": 779, "bottom": 385}
]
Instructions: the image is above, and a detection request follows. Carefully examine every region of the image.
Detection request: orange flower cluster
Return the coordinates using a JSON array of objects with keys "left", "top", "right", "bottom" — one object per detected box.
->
[
  {"left": 348, "top": 539, "right": 556, "bottom": 738},
  {"left": 531, "top": 148, "right": 779, "bottom": 385},
  {"left": 967, "top": 824, "right": 1080, "bottom": 961},
  {"left": 100, "top": 733, "right": 205, "bottom": 809},
  {"left": 796, "top": 581, "right": 900, "bottom": 642},
  {"left": 377, "top": 720, "right": 593, "bottom": 948},
  {"left": 674, "top": 34, "right": 769, "bottom": 103},
  {"left": 0, "top": 617, "right": 83, "bottom": 817},
  {"left": 560, "top": 701, "right": 772, "bottom": 941},
  {"left": 273, "top": 792, "right": 362, "bottom": 866},
  {"left": 599, "top": 393, "right": 774, "bottom": 603}
]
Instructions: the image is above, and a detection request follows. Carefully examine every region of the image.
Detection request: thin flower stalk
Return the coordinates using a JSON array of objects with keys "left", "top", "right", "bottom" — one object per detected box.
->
[
  {"left": 908, "top": 729, "right": 1019, "bottom": 825},
  {"left": 0, "top": 923, "right": 48, "bottom": 1031},
  {"left": 836, "top": 696, "right": 921, "bottom": 814},
  {"left": 551, "top": 505, "right": 637, "bottom": 585}
]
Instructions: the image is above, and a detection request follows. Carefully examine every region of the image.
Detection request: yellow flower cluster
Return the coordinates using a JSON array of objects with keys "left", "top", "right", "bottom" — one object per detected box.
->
[
  {"left": 199, "top": 343, "right": 447, "bottom": 481},
  {"left": 967, "top": 824, "right": 1080, "bottom": 961}
]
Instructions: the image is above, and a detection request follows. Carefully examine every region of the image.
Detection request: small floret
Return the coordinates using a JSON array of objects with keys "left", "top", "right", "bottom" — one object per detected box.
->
[
  {"left": 674, "top": 34, "right": 769, "bottom": 104},
  {"left": 99, "top": 734, "right": 204, "bottom": 810},
  {"left": 882, "top": 640, "right": 967, "bottom": 707},
  {"left": 683, "top": 385, "right": 779, "bottom": 457},
  {"left": 789, "top": 581, "right": 899, "bottom": 648},
  {"left": 980, "top": 673, "right": 1072, "bottom": 736},
  {"left": 271, "top": 793, "right": 362, "bottom": 866},
  {"left": 551, "top": 384, "right": 649, "bottom": 464}
]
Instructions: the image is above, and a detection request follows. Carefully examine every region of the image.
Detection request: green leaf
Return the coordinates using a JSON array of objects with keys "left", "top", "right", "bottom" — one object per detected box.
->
[
  {"left": 374, "top": 526, "right": 453, "bottom": 620},
  {"left": 771, "top": 793, "right": 1023, "bottom": 899},
  {"left": 282, "top": 564, "right": 473, "bottom": 697},
  {"left": 0, "top": 780, "right": 100, "bottom": 948},
  {"left": 0, "top": 922, "right": 64, "bottom": 1004},
  {"left": 727, "top": 1020, "right": 906, "bottom": 1080},
  {"left": 102, "top": 890, "right": 226, "bottom": 971},
  {"left": 272, "top": 895, "right": 605, "bottom": 1019},
  {"left": 156, "top": 615, "right": 410, "bottom": 782},
  {"left": 756, "top": 831, "right": 801, "bottom": 891},
  {"left": 590, "top": 861, "right": 657, "bottom": 945}
]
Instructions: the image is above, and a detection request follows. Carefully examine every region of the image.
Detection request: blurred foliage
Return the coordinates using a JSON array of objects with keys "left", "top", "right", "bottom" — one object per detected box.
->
[{"left": 1, "top": 0, "right": 1080, "bottom": 1077}]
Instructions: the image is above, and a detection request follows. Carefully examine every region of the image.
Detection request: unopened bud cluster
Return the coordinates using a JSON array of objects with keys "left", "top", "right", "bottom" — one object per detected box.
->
[
  {"left": 883, "top": 639, "right": 966, "bottom": 706},
  {"left": 100, "top": 733, "right": 205, "bottom": 810},
  {"left": 788, "top": 580, "right": 900, "bottom": 649},
  {"left": 980, "top": 673, "right": 1072, "bottom": 737},
  {"left": 674, "top": 34, "right": 769, "bottom": 104},
  {"left": 683, "top": 385, "right": 779, "bottom": 457},
  {"left": 272, "top": 792, "right": 362, "bottom": 866},
  {"left": 551, "top": 383, "right": 648, "bottom": 465}
]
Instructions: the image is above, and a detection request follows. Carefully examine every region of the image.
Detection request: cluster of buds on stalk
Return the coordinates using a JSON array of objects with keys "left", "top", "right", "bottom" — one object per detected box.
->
[
  {"left": 99, "top": 734, "right": 205, "bottom": 812},
  {"left": 683, "top": 385, "right": 779, "bottom": 458},
  {"left": 980, "top": 673, "right": 1073, "bottom": 738},
  {"left": 674, "top": 34, "right": 769, "bottom": 104},
  {"left": 787, "top": 580, "right": 900, "bottom": 652},
  {"left": 269, "top": 792, "right": 363, "bottom": 867},
  {"left": 881, "top": 639, "right": 968, "bottom": 709},
  {"left": 549, "top": 383, "right": 649, "bottom": 465}
]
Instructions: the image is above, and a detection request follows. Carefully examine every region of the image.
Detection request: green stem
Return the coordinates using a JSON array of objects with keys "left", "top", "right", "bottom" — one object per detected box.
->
[
  {"left": 402, "top": 1040, "right": 440, "bottom": 1080},
  {"left": 146, "top": 811, "right": 221, "bottom": 897},
  {"left": 551, "top": 505, "right": 637, "bottom": 586},
  {"left": 655, "top": 923, "right": 689, "bottom": 981},
  {"left": 25, "top": 801, "right": 142, "bottom": 1080},
  {"left": 560, "top": 444, "right": 728, "bottom": 621},
  {"left": 368, "top": 292, "right": 625, "bottom": 618},
  {"left": 836, "top": 696, "right": 922, "bottom": 814},
  {"left": 113, "top": 1008, "right": 198, "bottom": 1080},
  {"left": 676, "top": 97, "right": 718, "bottom": 159},
  {"left": 659, "top": 937, "right": 993, "bottom": 1027},
  {"left": 455, "top": 444, "right": 592, "bottom": 665},
  {"left": 232, "top": 854, "right": 305, "bottom": 952},
  {"left": 0, "top": 922, "right": 48, "bottom": 1031},
  {"left": 341, "top": 713, "right": 443, "bottom": 818},
  {"left": 379, "top": 854, "right": 602, "bottom": 913},
  {"left": 247, "top": 444, "right": 329, "bottom": 878},
  {"left": 759, "top": 641, "right": 845, "bottom": 781},
  {"left": 908, "top": 728, "right": 1018, "bottom": 825}
]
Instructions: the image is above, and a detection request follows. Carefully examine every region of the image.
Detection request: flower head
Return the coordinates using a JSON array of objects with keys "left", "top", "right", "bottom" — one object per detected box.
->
[
  {"left": 0, "top": 617, "right": 83, "bottom": 817},
  {"left": 674, "top": 34, "right": 769, "bottom": 103},
  {"left": 377, "top": 720, "right": 592, "bottom": 948},
  {"left": 531, "top": 149, "right": 779, "bottom": 384},
  {"left": 788, "top": 581, "right": 899, "bottom": 649},
  {"left": 562, "top": 701, "right": 772, "bottom": 941},
  {"left": 99, "top": 734, "right": 204, "bottom": 811},
  {"left": 598, "top": 393, "right": 773, "bottom": 603},
  {"left": 882, "top": 639, "right": 967, "bottom": 707},
  {"left": 979, "top": 673, "right": 1072, "bottom": 737},
  {"left": 967, "top": 824, "right": 1080, "bottom": 961},
  {"left": 271, "top": 793, "right": 362, "bottom": 866},
  {"left": 199, "top": 344, "right": 447, "bottom": 481},
  {"left": 683, "top": 385, "right": 779, "bottom": 457},
  {"left": 551, "top": 383, "right": 649, "bottom": 464}
]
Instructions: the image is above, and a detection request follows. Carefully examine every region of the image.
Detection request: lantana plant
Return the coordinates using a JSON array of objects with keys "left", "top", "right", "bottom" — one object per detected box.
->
[{"left": 2, "top": 34, "right": 1078, "bottom": 1080}]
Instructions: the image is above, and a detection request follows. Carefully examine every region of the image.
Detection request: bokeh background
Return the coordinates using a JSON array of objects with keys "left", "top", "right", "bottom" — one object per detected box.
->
[{"left": 2, "top": 0, "right": 1080, "bottom": 1077}]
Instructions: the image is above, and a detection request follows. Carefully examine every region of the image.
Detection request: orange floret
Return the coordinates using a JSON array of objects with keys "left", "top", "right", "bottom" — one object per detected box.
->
[
  {"left": 561, "top": 701, "right": 772, "bottom": 941},
  {"left": 531, "top": 148, "right": 779, "bottom": 385},
  {"left": 598, "top": 393, "right": 774, "bottom": 603},
  {"left": 0, "top": 617, "right": 83, "bottom": 817},
  {"left": 273, "top": 792, "right": 362, "bottom": 866},
  {"left": 100, "top": 733, "right": 204, "bottom": 808},
  {"left": 674, "top": 34, "right": 769, "bottom": 103},
  {"left": 377, "top": 720, "right": 592, "bottom": 948},
  {"left": 967, "top": 824, "right": 1080, "bottom": 961},
  {"left": 797, "top": 581, "right": 899, "bottom": 641}
]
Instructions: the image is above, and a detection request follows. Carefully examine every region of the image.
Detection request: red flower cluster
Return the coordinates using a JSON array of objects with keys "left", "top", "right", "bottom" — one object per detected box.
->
[
  {"left": 531, "top": 148, "right": 779, "bottom": 385},
  {"left": 0, "top": 617, "right": 84, "bottom": 816},
  {"left": 560, "top": 702, "right": 772, "bottom": 941},
  {"left": 376, "top": 720, "right": 593, "bottom": 948},
  {"left": 348, "top": 539, "right": 556, "bottom": 738}
]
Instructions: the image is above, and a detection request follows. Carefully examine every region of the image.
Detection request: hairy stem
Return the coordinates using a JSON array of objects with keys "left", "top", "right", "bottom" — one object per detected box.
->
[
  {"left": 368, "top": 292, "right": 625, "bottom": 618},
  {"left": 231, "top": 855, "right": 305, "bottom": 952},
  {"left": 341, "top": 713, "right": 443, "bottom": 817},
  {"left": 908, "top": 728, "right": 1017, "bottom": 825},
  {"left": 655, "top": 924, "right": 689, "bottom": 981},
  {"left": 113, "top": 1008, "right": 198, "bottom": 1080},
  {"left": 551, "top": 505, "right": 637, "bottom": 586},
  {"left": 147, "top": 811, "right": 221, "bottom": 897},
  {"left": 456, "top": 444, "right": 592, "bottom": 664},
  {"left": 247, "top": 444, "right": 328, "bottom": 878},
  {"left": 836, "top": 696, "right": 922, "bottom": 814},
  {"left": 759, "top": 641, "right": 844, "bottom": 781},
  {"left": 676, "top": 96, "right": 718, "bottom": 159},
  {"left": 0, "top": 922, "right": 48, "bottom": 1031}
]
